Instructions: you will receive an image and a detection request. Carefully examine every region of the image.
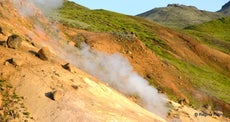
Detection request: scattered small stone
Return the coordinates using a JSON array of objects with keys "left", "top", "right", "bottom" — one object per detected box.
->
[
  {"left": 157, "top": 87, "right": 164, "bottom": 93},
  {"left": 53, "top": 71, "right": 60, "bottom": 77},
  {"left": 0, "top": 26, "right": 5, "bottom": 35},
  {"left": 6, "top": 34, "right": 22, "bottom": 49},
  {"left": 203, "top": 104, "right": 212, "bottom": 111},
  {"left": 37, "top": 47, "right": 51, "bottom": 61},
  {"left": 146, "top": 74, "right": 153, "bottom": 79},
  {"left": 52, "top": 90, "right": 63, "bottom": 101},
  {"left": 168, "top": 101, "right": 172, "bottom": 105},
  {"left": 6, "top": 58, "right": 23, "bottom": 66},
  {"left": 62, "top": 63, "right": 72, "bottom": 72},
  {"left": 184, "top": 98, "right": 190, "bottom": 104},
  {"left": 173, "top": 114, "right": 180, "bottom": 118},
  {"left": 126, "top": 50, "right": 132, "bottom": 55},
  {"left": 214, "top": 110, "right": 223, "bottom": 117},
  {"left": 202, "top": 109, "right": 212, "bottom": 115},
  {"left": 3, "top": 61, "right": 9, "bottom": 66},
  {"left": 178, "top": 98, "right": 190, "bottom": 106},
  {"left": 71, "top": 85, "right": 78, "bottom": 90}
]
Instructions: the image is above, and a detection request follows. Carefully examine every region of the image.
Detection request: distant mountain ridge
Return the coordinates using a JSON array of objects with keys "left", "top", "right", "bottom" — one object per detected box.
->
[
  {"left": 137, "top": 4, "right": 224, "bottom": 28},
  {"left": 219, "top": 1, "right": 230, "bottom": 15}
]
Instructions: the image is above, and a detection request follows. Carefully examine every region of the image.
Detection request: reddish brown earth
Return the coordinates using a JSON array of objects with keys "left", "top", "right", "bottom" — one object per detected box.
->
[
  {"left": 59, "top": 25, "right": 230, "bottom": 117},
  {"left": 0, "top": 0, "right": 229, "bottom": 121},
  {"left": 60, "top": 25, "right": 230, "bottom": 111}
]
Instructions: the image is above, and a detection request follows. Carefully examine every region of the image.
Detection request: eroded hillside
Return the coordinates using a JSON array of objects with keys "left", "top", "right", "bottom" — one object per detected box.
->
[
  {"left": 57, "top": 1, "right": 230, "bottom": 117},
  {"left": 0, "top": 0, "right": 229, "bottom": 122},
  {"left": 0, "top": 0, "right": 166, "bottom": 121}
]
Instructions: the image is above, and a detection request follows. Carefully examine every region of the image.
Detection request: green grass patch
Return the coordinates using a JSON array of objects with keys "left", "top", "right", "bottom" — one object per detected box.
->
[
  {"left": 0, "top": 79, "right": 33, "bottom": 121},
  {"left": 57, "top": 1, "right": 166, "bottom": 48},
  {"left": 184, "top": 17, "right": 230, "bottom": 54},
  {"left": 153, "top": 47, "right": 230, "bottom": 104}
]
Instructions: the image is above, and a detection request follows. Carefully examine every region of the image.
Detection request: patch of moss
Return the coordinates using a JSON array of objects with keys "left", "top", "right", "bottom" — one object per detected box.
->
[{"left": 0, "top": 80, "right": 33, "bottom": 121}]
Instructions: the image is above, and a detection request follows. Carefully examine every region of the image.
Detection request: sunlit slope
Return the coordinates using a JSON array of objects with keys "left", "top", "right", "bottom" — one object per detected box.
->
[
  {"left": 185, "top": 17, "right": 230, "bottom": 54},
  {"left": 57, "top": 1, "right": 230, "bottom": 116}
]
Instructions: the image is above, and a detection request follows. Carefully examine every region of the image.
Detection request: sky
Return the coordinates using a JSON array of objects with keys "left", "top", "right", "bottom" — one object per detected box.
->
[{"left": 69, "top": 0, "right": 229, "bottom": 15}]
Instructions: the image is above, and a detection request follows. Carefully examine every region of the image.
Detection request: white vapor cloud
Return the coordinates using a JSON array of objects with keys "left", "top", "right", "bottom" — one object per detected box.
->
[
  {"left": 58, "top": 43, "right": 169, "bottom": 117},
  {"left": 12, "top": 0, "right": 64, "bottom": 16}
]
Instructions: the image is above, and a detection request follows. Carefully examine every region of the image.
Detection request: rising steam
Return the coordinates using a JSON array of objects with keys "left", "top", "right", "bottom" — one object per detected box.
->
[
  {"left": 66, "top": 43, "right": 169, "bottom": 117},
  {"left": 12, "top": 0, "right": 63, "bottom": 16},
  {"left": 12, "top": 0, "right": 169, "bottom": 117}
]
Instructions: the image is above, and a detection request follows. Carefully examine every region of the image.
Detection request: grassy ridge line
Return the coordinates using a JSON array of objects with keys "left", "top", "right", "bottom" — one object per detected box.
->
[{"left": 58, "top": 1, "right": 165, "bottom": 47}]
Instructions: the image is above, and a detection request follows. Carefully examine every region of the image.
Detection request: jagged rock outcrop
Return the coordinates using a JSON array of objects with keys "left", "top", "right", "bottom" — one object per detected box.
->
[{"left": 218, "top": 1, "right": 230, "bottom": 16}]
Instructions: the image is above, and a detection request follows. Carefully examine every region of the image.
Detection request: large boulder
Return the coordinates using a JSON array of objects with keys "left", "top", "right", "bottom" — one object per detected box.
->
[
  {"left": 6, "top": 34, "right": 22, "bottom": 49},
  {"left": 37, "top": 47, "right": 52, "bottom": 61}
]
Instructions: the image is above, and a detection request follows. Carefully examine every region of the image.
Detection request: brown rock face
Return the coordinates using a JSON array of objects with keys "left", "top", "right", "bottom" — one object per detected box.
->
[{"left": 6, "top": 34, "right": 22, "bottom": 49}]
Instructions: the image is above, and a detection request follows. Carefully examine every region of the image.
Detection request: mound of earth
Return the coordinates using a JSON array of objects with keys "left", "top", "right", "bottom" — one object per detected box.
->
[{"left": 137, "top": 4, "right": 223, "bottom": 28}]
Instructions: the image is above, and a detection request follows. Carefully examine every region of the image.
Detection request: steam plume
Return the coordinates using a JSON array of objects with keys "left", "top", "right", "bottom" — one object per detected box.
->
[
  {"left": 12, "top": 0, "right": 169, "bottom": 117},
  {"left": 66, "top": 43, "right": 169, "bottom": 116},
  {"left": 12, "top": 0, "right": 63, "bottom": 16}
]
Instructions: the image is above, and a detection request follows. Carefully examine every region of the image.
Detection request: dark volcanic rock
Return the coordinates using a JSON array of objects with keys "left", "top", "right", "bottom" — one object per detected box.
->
[
  {"left": 62, "top": 63, "right": 72, "bottom": 72},
  {"left": 219, "top": 1, "right": 230, "bottom": 16},
  {"left": 7, "top": 58, "right": 23, "bottom": 66}
]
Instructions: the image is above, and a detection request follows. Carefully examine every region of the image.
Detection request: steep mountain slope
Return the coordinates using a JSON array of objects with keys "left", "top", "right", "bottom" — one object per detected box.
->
[
  {"left": 0, "top": 1, "right": 166, "bottom": 121},
  {"left": 57, "top": 1, "right": 230, "bottom": 117},
  {"left": 185, "top": 17, "right": 230, "bottom": 54},
  {"left": 137, "top": 4, "right": 224, "bottom": 28},
  {"left": 219, "top": 1, "right": 230, "bottom": 16},
  {"left": 0, "top": 45, "right": 166, "bottom": 122}
]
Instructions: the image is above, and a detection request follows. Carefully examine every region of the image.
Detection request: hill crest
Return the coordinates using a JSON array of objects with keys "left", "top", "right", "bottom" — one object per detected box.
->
[
  {"left": 137, "top": 4, "right": 223, "bottom": 28},
  {"left": 219, "top": 1, "right": 230, "bottom": 15}
]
